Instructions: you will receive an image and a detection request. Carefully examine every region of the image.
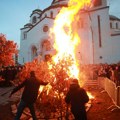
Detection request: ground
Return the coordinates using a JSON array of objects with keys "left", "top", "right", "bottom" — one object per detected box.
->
[
  {"left": 87, "top": 87, "right": 120, "bottom": 120},
  {"left": 0, "top": 86, "right": 120, "bottom": 120}
]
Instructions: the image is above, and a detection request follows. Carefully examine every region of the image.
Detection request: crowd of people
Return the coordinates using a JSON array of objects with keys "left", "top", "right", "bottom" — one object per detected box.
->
[
  {"left": 0, "top": 65, "right": 23, "bottom": 86},
  {"left": 80, "top": 63, "right": 120, "bottom": 86},
  {"left": 1, "top": 63, "right": 120, "bottom": 87}
]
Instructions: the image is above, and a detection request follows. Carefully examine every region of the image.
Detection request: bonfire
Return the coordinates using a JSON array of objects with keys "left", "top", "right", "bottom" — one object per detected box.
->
[{"left": 15, "top": 0, "right": 94, "bottom": 119}]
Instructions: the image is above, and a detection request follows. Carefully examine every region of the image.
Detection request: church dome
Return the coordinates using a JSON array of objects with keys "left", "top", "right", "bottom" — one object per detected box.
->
[
  {"left": 51, "top": 0, "right": 68, "bottom": 6},
  {"left": 30, "top": 9, "right": 42, "bottom": 17},
  {"left": 110, "top": 15, "right": 120, "bottom": 21}
]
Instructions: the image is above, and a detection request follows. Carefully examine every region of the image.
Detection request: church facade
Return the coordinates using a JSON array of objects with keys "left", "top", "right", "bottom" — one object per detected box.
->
[{"left": 19, "top": 0, "right": 120, "bottom": 65}]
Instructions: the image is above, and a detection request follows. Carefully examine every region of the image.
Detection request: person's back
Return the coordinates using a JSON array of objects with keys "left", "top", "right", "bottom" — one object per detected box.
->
[
  {"left": 22, "top": 76, "right": 40, "bottom": 104},
  {"left": 68, "top": 86, "right": 89, "bottom": 111},
  {"left": 65, "top": 79, "right": 89, "bottom": 120}
]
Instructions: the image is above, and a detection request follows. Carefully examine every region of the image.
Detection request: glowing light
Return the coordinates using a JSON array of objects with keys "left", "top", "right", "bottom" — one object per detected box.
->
[
  {"left": 87, "top": 92, "right": 94, "bottom": 99},
  {"left": 50, "top": 0, "right": 92, "bottom": 80}
]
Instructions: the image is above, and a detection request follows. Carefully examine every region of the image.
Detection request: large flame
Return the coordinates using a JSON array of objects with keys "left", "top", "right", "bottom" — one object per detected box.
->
[{"left": 50, "top": 0, "right": 92, "bottom": 79}]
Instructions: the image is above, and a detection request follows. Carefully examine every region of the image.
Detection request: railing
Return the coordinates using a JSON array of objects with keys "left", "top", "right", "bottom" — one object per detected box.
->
[{"left": 98, "top": 77, "right": 120, "bottom": 108}]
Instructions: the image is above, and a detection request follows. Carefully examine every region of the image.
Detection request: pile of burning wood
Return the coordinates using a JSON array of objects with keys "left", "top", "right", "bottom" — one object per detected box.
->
[{"left": 10, "top": 56, "right": 92, "bottom": 119}]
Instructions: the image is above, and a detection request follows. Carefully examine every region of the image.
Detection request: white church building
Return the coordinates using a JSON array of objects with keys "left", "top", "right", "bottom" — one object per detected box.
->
[{"left": 19, "top": 0, "right": 120, "bottom": 65}]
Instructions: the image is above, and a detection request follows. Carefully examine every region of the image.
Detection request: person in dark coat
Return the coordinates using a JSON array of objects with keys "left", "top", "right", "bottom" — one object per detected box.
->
[
  {"left": 10, "top": 71, "right": 48, "bottom": 120},
  {"left": 65, "top": 79, "right": 89, "bottom": 120}
]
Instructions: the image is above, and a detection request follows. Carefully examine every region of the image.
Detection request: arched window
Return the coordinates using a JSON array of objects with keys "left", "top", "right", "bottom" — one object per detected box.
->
[
  {"left": 45, "top": 14, "right": 47, "bottom": 18},
  {"left": 50, "top": 11, "right": 53, "bottom": 18},
  {"left": 116, "top": 22, "right": 118, "bottom": 29},
  {"left": 23, "top": 32, "right": 27, "bottom": 39},
  {"left": 31, "top": 46, "right": 37, "bottom": 60},
  {"left": 110, "top": 22, "right": 112, "bottom": 28},
  {"left": 42, "top": 40, "right": 51, "bottom": 52},
  {"left": 32, "top": 16, "right": 37, "bottom": 24}
]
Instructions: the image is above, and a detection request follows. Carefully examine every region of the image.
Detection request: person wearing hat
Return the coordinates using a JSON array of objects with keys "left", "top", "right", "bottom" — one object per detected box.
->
[
  {"left": 10, "top": 71, "right": 48, "bottom": 120},
  {"left": 65, "top": 79, "right": 89, "bottom": 120}
]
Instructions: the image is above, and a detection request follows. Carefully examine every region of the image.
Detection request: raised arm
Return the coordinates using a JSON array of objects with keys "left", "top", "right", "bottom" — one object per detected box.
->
[
  {"left": 10, "top": 80, "right": 27, "bottom": 96},
  {"left": 39, "top": 80, "right": 49, "bottom": 86}
]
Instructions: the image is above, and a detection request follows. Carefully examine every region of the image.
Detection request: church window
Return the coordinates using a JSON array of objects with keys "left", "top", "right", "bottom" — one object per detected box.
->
[
  {"left": 98, "top": 15, "right": 102, "bottom": 47},
  {"left": 43, "top": 25, "right": 49, "bottom": 32},
  {"left": 110, "top": 22, "right": 112, "bottom": 28},
  {"left": 45, "top": 14, "right": 47, "bottom": 18},
  {"left": 23, "top": 57, "right": 24, "bottom": 63},
  {"left": 42, "top": 40, "right": 51, "bottom": 51},
  {"left": 116, "top": 22, "right": 118, "bottom": 29},
  {"left": 50, "top": 11, "right": 53, "bottom": 18},
  {"left": 23, "top": 32, "right": 27, "bottom": 39},
  {"left": 32, "top": 16, "right": 37, "bottom": 24},
  {"left": 31, "top": 46, "right": 37, "bottom": 60}
]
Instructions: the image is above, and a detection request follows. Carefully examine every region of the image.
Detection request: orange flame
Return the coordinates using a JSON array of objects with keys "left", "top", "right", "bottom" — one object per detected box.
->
[
  {"left": 50, "top": 0, "right": 92, "bottom": 79},
  {"left": 87, "top": 92, "right": 94, "bottom": 99}
]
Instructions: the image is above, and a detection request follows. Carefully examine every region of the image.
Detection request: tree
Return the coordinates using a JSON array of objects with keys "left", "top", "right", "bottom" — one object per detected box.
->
[
  {"left": 15, "top": 56, "right": 75, "bottom": 118},
  {"left": 0, "top": 34, "right": 18, "bottom": 67}
]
